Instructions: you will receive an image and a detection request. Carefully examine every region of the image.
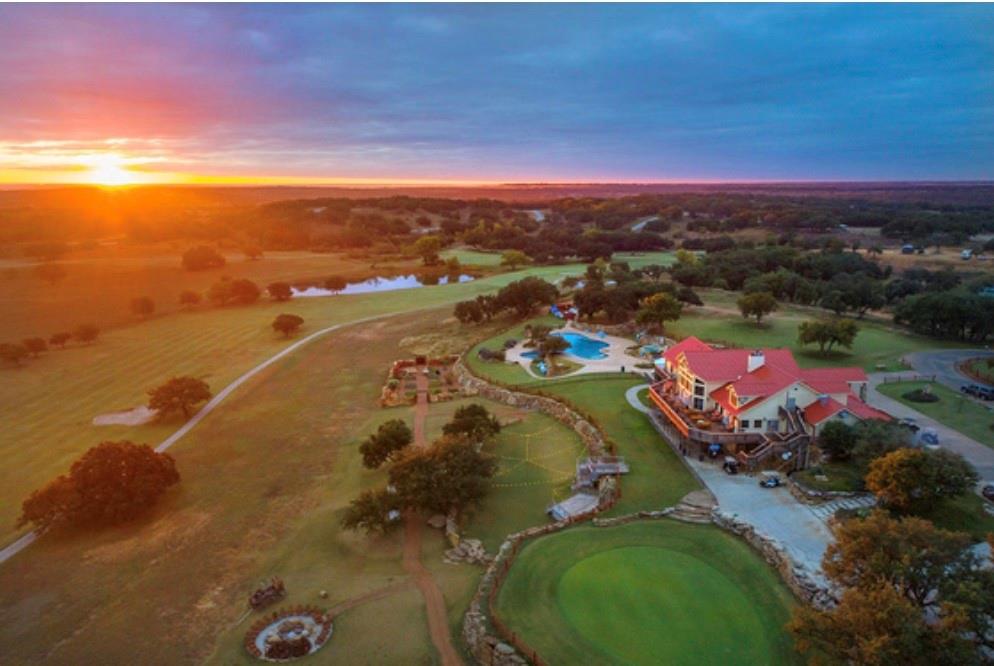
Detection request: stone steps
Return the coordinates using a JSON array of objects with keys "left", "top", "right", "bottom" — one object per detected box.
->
[
  {"left": 808, "top": 494, "right": 876, "bottom": 522},
  {"left": 670, "top": 489, "right": 717, "bottom": 524}
]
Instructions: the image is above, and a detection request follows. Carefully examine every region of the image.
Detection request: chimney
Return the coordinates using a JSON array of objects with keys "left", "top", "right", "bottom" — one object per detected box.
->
[
  {"left": 818, "top": 394, "right": 829, "bottom": 405},
  {"left": 747, "top": 350, "right": 765, "bottom": 373}
]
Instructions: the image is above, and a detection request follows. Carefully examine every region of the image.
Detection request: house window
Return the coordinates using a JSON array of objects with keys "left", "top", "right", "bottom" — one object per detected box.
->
[
  {"left": 693, "top": 397, "right": 704, "bottom": 410},
  {"left": 693, "top": 381, "right": 705, "bottom": 397},
  {"left": 753, "top": 419, "right": 763, "bottom": 429}
]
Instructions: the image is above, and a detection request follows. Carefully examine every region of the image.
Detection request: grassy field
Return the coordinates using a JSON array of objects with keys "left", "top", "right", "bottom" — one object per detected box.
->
[
  {"left": 877, "top": 380, "right": 994, "bottom": 450},
  {"left": 0, "top": 313, "right": 454, "bottom": 664},
  {"left": 528, "top": 375, "right": 699, "bottom": 514},
  {"left": 0, "top": 262, "right": 614, "bottom": 544},
  {"left": 669, "top": 294, "right": 965, "bottom": 372},
  {"left": 495, "top": 521, "right": 799, "bottom": 666}
]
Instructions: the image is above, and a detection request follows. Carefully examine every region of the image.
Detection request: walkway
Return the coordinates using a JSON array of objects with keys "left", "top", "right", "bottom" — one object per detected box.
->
[
  {"left": 401, "top": 370, "right": 463, "bottom": 666},
  {"left": 868, "top": 372, "right": 994, "bottom": 481},
  {"left": 624, "top": 383, "right": 651, "bottom": 413}
]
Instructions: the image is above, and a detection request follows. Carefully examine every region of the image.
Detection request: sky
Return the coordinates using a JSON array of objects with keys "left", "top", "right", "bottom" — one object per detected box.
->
[{"left": 0, "top": 3, "right": 992, "bottom": 185}]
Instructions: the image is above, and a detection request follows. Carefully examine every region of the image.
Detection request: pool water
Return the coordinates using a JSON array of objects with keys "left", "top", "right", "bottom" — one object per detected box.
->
[{"left": 522, "top": 332, "right": 609, "bottom": 361}]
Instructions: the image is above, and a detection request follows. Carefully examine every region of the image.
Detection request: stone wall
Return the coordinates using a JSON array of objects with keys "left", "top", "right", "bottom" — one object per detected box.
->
[
  {"left": 711, "top": 510, "right": 837, "bottom": 610},
  {"left": 787, "top": 478, "right": 871, "bottom": 505},
  {"left": 452, "top": 360, "right": 607, "bottom": 457}
]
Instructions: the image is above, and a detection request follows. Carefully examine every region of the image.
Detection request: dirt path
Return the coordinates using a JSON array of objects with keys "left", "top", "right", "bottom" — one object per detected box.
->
[
  {"left": 326, "top": 579, "right": 414, "bottom": 618},
  {"left": 402, "top": 369, "right": 463, "bottom": 666}
]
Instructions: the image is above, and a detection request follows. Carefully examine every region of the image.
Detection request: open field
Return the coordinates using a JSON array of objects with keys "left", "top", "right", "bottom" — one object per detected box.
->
[
  {"left": 877, "top": 380, "right": 994, "bottom": 450},
  {"left": 0, "top": 313, "right": 452, "bottom": 663},
  {"left": 495, "top": 521, "right": 799, "bottom": 666},
  {"left": 0, "top": 262, "right": 614, "bottom": 545},
  {"left": 0, "top": 248, "right": 431, "bottom": 340}
]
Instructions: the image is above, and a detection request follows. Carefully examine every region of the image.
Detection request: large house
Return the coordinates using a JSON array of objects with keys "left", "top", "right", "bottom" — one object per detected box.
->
[{"left": 648, "top": 336, "right": 890, "bottom": 468}]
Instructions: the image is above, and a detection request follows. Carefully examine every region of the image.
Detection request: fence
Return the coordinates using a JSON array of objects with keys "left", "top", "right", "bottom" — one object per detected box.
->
[{"left": 880, "top": 373, "right": 936, "bottom": 384}]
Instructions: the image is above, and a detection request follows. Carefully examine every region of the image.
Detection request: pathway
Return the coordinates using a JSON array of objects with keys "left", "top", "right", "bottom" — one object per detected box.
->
[
  {"left": 868, "top": 372, "right": 994, "bottom": 481},
  {"left": 401, "top": 369, "right": 463, "bottom": 666},
  {"left": 624, "top": 383, "right": 651, "bottom": 413},
  {"left": 0, "top": 313, "right": 399, "bottom": 566}
]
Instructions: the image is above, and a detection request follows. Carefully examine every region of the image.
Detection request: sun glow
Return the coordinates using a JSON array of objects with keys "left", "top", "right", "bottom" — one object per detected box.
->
[{"left": 83, "top": 154, "right": 144, "bottom": 187}]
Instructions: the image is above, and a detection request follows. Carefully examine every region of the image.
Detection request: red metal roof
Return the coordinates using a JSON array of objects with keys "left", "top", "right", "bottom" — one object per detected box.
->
[
  {"left": 802, "top": 397, "right": 846, "bottom": 425},
  {"left": 661, "top": 336, "right": 713, "bottom": 366},
  {"left": 799, "top": 367, "right": 868, "bottom": 395}
]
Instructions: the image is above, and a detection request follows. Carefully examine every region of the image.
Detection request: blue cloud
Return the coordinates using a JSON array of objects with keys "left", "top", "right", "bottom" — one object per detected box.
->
[{"left": 0, "top": 4, "right": 991, "bottom": 180}]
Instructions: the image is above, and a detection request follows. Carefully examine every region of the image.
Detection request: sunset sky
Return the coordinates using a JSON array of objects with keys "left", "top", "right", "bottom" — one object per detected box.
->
[{"left": 0, "top": 4, "right": 992, "bottom": 186}]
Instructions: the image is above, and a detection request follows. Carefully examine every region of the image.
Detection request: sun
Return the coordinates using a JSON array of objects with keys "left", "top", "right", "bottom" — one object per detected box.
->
[{"left": 83, "top": 154, "right": 143, "bottom": 186}]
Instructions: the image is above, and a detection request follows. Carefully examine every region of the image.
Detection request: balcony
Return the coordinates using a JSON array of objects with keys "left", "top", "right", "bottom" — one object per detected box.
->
[{"left": 647, "top": 382, "right": 763, "bottom": 446}]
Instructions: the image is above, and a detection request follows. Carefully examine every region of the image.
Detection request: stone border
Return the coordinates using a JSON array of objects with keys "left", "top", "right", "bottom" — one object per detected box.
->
[
  {"left": 244, "top": 606, "right": 332, "bottom": 661},
  {"left": 711, "top": 511, "right": 836, "bottom": 610},
  {"left": 787, "top": 477, "right": 871, "bottom": 505}
]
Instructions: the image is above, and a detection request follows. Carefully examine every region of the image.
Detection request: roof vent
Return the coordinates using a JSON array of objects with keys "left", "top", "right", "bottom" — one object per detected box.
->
[{"left": 747, "top": 350, "right": 765, "bottom": 373}]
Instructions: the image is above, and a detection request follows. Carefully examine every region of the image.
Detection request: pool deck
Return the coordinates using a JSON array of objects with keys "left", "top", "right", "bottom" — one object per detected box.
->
[{"left": 505, "top": 321, "right": 643, "bottom": 378}]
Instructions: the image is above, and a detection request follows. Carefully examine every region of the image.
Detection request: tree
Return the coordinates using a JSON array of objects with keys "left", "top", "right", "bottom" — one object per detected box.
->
[
  {"left": 389, "top": 435, "right": 498, "bottom": 514},
  {"left": 635, "top": 292, "right": 683, "bottom": 332},
  {"left": 866, "top": 448, "right": 978, "bottom": 514},
  {"left": 178, "top": 290, "right": 202, "bottom": 308},
  {"left": 414, "top": 235, "right": 442, "bottom": 266},
  {"left": 495, "top": 277, "right": 557, "bottom": 318},
  {"left": 147, "top": 376, "right": 212, "bottom": 419},
  {"left": 207, "top": 278, "right": 261, "bottom": 306},
  {"left": 0, "top": 343, "right": 28, "bottom": 366},
  {"left": 34, "top": 263, "right": 66, "bottom": 285},
  {"left": 49, "top": 332, "right": 72, "bottom": 348},
  {"left": 267, "top": 282, "right": 293, "bottom": 302},
  {"left": 442, "top": 404, "right": 501, "bottom": 442},
  {"left": 538, "top": 335, "right": 570, "bottom": 374},
  {"left": 18, "top": 441, "right": 179, "bottom": 530},
  {"left": 359, "top": 419, "right": 413, "bottom": 469},
  {"left": 242, "top": 244, "right": 263, "bottom": 261},
  {"left": 500, "top": 250, "right": 531, "bottom": 269},
  {"left": 73, "top": 323, "right": 100, "bottom": 344},
  {"left": 272, "top": 313, "right": 304, "bottom": 338},
  {"left": 676, "top": 286, "right": 703, "bottom": 306},
  {"left": 789, "top": 583, "right": 969, "bottom": 666},
  {"left": 340, "top": 488, "right": 401, "bottom": 534},
  {"left": 22, "top": 337, "right": 47, "bottom": 357},
  {"left": 798, "top": 318, "right": 859, "bottom": 354},
  {"left": 182, "top": 245, "right": 226, "bottom": 271},
  {"left": 130, "top": 296, "right": 155, "bottom": 317},
  {"left": 818, "top": 420, "right": 858, "bottom": 460},
  {"left": 454, "top": 300, "right": 484, "bottom": 324},
  {"left": 737, "top": 291, "right": 778, "bottom": 324},
  {"left": 790, "top": 510, "right": 985, "bottom": 664},
  {"left": 823, "top": 511, "right": 973, "bottom": 609}
]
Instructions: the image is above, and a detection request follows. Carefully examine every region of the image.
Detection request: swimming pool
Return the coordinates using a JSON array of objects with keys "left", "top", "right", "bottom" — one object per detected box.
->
[{"left": 522, "top": 332, "right": 609, "bottom": 361}]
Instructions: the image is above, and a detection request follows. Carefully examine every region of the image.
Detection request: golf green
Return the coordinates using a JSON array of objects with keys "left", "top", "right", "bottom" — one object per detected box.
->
[
  {"left": 558, "top": 547, "right": 772, "bottom": 665},
  {"left": 495, "top": 521, "right": 799, "bottom": 665}
]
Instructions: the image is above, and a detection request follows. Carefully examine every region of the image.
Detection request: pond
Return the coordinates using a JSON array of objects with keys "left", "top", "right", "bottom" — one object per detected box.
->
[{"left": 292, "top": 273, "right": 474, "bottom": 297}]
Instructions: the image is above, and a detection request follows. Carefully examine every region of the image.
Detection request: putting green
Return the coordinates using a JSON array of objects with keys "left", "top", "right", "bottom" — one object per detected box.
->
[
  {"left": 496, "top": 521, "right": 799, "bottom": 665},
  {"left": 558, "top": 547, "right": 772, "bottom": 665}
]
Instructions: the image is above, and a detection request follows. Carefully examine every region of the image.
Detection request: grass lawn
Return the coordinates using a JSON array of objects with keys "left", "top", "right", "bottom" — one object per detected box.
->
[
  {"left": 0, "top": 313, "right": 449, "bottom": 663},
  {"left": 960, "top": 357, "right": 994, "bottom": 384},
  {"left": 794, "top": 461, "right": 866, "bottom": 492},
  {"left": 668, "top": 296, "right": 967, "bottom": 372},
  {"left": 877, "top": 380, "right": 994, "bottom": 450},
  {"left": 523, "top": 375, "right": 700, "bottom": 513},
  {"left": 0, "top": 263, "right": 605, "bottom": 545},
  {"left": 495, "top": 521, "right": 800, "bottom": 666},
  {"left": 441, "top": 248, "right": 505, "bottom": 266}
]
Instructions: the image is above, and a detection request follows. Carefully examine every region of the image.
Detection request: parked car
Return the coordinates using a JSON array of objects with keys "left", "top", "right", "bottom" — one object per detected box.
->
[
  {"left": 897, "top": 417, "right": 920, "bottom": 433},
  {"left": 917, "top": 428, "right": 940, "bottom": 449},
  {"left": 961, "top": 384, "right": 982, "bottom": 397},
  {"left": 961, "top": 249, "right": 974, "bottom": 260},
  {"left": 976, "top": 386, "right": 994, "bottom": 401},
  {"left": 982, "top": 484, "right": 994, "bottom": 503},
  {"left": 759, "top": 471, "right": 781, "bottom": 488}
]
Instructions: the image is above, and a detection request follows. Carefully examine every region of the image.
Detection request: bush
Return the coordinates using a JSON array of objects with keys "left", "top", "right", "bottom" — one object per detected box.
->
[
  {"left": 19, "top": 441, "right": 179, "bottom": 530},
  {"left": 903, "top": 388, "right": 939, "bottom": 403},
  {"left": 477, "top": 348, "right": 506, "bottom": 362}
]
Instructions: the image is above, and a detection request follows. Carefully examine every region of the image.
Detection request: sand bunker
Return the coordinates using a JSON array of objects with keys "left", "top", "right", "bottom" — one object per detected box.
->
[{"left": 92, "top": 405, "right": 157, "bottom": 426}]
